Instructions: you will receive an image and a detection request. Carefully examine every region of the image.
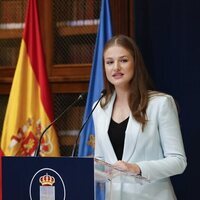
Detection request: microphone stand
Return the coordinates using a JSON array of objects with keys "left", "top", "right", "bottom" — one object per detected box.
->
[
  {"left": 34, "top": 92, "right": 87, "bottom": 157},
  {"left": 71, "top": 89, "right": 106, "bottom": 157}
]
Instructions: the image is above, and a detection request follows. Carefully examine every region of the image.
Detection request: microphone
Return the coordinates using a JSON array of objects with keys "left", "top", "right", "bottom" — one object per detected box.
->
[
  {"left": 71, "top": 89, "right": 107, "bottom": 157},
  {"left": 34, "top": 92, "right": 87, "bottom": 157}
]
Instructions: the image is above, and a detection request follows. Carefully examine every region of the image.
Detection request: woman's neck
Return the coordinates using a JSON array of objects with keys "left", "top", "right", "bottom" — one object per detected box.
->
[
  {"left": 112, "top": 88, "right": 130, "bottom": 123},
  {"left": 115, "top": 88, "right": 129, "bottom": 103}
]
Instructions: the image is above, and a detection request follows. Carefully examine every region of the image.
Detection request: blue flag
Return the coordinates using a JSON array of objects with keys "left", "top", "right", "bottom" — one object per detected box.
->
[{"left": 78, "top": 0, "right": 113, "bottom": 157}]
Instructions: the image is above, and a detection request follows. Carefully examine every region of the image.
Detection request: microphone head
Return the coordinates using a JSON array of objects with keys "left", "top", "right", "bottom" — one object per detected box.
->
[
  {"left": 101, "top": 89, "right": 107, "bottom": 97},
  {"left": 78, "top": 92, "right": 88, "bottom": 101}
]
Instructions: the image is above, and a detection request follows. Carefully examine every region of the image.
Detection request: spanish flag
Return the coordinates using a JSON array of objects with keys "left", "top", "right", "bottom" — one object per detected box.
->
[{"left": 0, "top": 0, "right": 60, "bottom": 156}]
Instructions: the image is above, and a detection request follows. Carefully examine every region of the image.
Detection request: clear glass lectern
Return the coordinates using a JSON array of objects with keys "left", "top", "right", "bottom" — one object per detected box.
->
[{"left": 94, "top": 158, "right": 149, "bottom": 200}]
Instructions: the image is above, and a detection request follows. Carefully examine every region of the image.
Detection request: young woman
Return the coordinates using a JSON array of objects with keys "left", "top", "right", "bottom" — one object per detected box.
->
[{"left": 93, "top": 35, "right": 187, "bottom": 200}]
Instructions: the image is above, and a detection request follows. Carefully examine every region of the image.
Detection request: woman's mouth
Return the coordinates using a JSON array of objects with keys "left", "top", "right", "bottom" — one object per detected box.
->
[{"left": 112, "top": 72, "right": 124, "bottom": 79}]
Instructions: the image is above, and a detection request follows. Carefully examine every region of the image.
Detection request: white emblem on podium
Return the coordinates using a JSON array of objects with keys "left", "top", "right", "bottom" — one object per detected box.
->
[
  {"left": 29, "top": 168, "right": 66, "bottom": 200},
  {"left": 39, "top": 173, "right": 55, "bottom": 200}
]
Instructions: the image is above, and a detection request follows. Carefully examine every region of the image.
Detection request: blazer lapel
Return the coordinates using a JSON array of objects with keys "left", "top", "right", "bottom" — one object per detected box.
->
[
  {"left": 102, "top": 94, "right": 118, "bottom": 163},
  {"left": 122, "top": 114, "right": 141, "bottom": 162}
]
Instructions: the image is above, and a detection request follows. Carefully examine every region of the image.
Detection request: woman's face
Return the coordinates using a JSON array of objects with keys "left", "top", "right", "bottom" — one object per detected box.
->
[{"left": 104, "top": 45, "right": 134, "bottom": 90}]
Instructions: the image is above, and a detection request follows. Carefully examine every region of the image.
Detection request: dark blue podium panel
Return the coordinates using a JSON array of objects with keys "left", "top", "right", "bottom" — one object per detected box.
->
[{"left": 2, "top": 157, "right": 94, "bottom": 200}]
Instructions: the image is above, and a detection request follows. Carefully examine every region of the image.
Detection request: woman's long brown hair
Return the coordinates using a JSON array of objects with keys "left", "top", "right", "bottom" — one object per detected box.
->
[{"left": 101, "top": 35, "right": 154, "bottom": 130}]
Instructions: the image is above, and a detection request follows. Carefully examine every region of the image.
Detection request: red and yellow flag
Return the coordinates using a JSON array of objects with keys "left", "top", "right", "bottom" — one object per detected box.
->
[{"left": 0, "top": 0, "right": 60, "bottom": 156}]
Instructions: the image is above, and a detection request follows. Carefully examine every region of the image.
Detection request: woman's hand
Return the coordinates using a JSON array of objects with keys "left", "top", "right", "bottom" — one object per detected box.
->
[{"left": 113, "top": 160, "right": 141, "bottom": 175}]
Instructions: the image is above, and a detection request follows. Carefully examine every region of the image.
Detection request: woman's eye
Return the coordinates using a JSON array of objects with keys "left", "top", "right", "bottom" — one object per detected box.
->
[
  {"left": 106, "top": 60, "right": 113, "bottom": 65},
  {"left": 120, "top": 59, "right": 128, "bottom": 63}
]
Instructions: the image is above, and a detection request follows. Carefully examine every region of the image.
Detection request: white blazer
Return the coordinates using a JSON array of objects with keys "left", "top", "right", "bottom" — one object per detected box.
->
[{"left": 93, "top": 92, "right": 187, "bottom": 200}]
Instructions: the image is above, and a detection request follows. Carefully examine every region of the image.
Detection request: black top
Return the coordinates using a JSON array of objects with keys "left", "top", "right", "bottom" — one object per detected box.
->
[{"left": 108, "top": 117, "right": 129, "bottom": 160}]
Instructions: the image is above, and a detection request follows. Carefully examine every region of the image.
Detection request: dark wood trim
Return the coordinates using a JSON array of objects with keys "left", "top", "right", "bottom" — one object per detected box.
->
[
  {"left": 0, "top": 77, "right": 12, "bottom": 94},
  {"left": 0, "top": 29, "right": 23, "bottom": 39},
  {"left": 57, "top": 25, "right": 98, "bottom": 36},
  {"left": 109, "top": 0, "right": 134, "bottom": 37},
  {"left": 129, "top": 0, "right": 135, "bottom": 38},
  {"left": 50, "top": 80, "right": 89, "bottom": 93},
  {"left": 51, "top": 63, "right": 91, "bottom": 77},
  {"left": 59, "top": 135, "right": 77, "bottom": 146},
  {"left": 110, "top": 0, "right": 129, "bottom": 35},
  {"left": 0, "top": 76, "right": 89, "bottom": 94},
  {"left": 50, "top": 64, "right": 91, "bottom": 93},
  {"left": 0, "top": 67, "right": 15, "bottom": 78}
]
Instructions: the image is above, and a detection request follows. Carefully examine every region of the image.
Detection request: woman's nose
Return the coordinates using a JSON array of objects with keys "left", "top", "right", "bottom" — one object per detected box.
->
[{"left": 113, "top": 61, "right": 120, "bottom": 70}]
